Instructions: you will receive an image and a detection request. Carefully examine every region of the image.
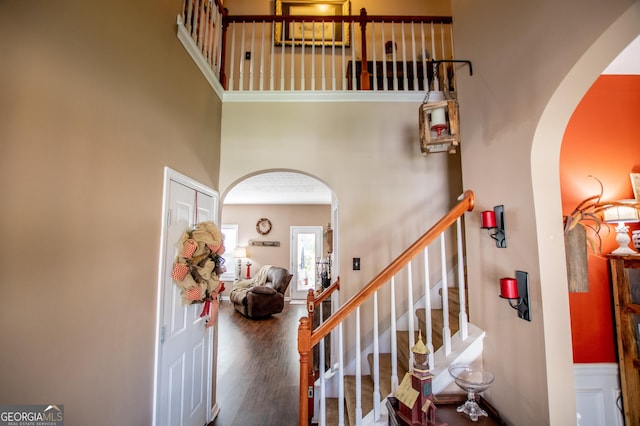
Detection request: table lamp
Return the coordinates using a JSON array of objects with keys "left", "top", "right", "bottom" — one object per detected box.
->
[
  {"left": 604, "top": 200, "right": 640, "bottom": 255},
  {"left": 233, "top": 247, "right": 247, "bottom": 280}
]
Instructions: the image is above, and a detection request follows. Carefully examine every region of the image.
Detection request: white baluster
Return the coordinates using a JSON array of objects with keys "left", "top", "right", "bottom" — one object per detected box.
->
[
  {"left": 331, "top": 22, "right": 336, "bottom": 90},
  {"left": 381, "top": 22, "right": 387, "bottom": 91},
  {"left": 457, "top": 217, "right": 468, "bottom": 339},
  {"left": 350, "top": 21, "right": 357, "bottom": 91},
  {"left": 321, "top": 22, "right": 326, "bottom": 91},
  {"left": 371, "top": 22, "right": 378, "bottom": 91},
  {"left": 248, "top": 21, "right": 255, "bottom": 91},
  {"left": 228, "top": 24, "right": 237, "bottom": 91},
  {"left": 259, "top": 21, "right": 265, "bottom": 91},
  {"left": 319, "top": 302, "right": 326, "bottom": 426},
  {"left": 238, "top": 22, "right": 246, "bottom": 91},
  {"left": 372, "top": 291, "right": 380, "bottom": 420},
  {"left": 270, "top": 22, "right": 275, "bottom": 90},
  {"left": 355, "top": 307, "right": 362, "bottom": 425},
  {"left": 301, "top": 20, "right": 306, "bottom": 90},
  {"left": 311, "top": 21, "right": 316, "bottom": 91},
  {"left": 280, "top": 20, "right": 285, "bottom": 91},
  {"left": 407, "top": 261, "right": 415, "bottom": 370},
  {"left": 338, "top": 322, "right": 345, "bottom": 426},
  {"left": 430, "top": 23, "right": 439, "bottom": 92},
  {"left": 410, "top": 22, "right": 418, "bottom": 91},
  {"left": 420, "top": 22, "right": 428, "bottom": 91},
  {"left": 391, "top": 24, "right": 397, "bottom": 91},
  {"left": 440, "top": 234, "right": 452, "bottom": 356},
  {"left": 400, "top": 22, "right": 408, "bottom": 91},
  {"left": 290, "top": 20, "right": 295, "bottom": 90},
  {"left": 390, "top": 276, "right": 398, "bottom": 393},
  {"left": 423, "top": 247, "right": 435, "bottom": 368}
]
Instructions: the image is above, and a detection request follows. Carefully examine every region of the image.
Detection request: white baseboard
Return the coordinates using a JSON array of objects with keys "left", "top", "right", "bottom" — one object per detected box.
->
[{"left": 574, "top": 363, "right": 623, "bottom": 426}]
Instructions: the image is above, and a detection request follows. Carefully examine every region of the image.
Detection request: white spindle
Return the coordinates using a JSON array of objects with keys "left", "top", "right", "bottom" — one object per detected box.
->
[
  {"left": 440, "top": 23, "right": 447, "bottom": 89},
  {"left": 319, "top": 302, "right": 326, "bottom": 426},
  {"left": 331, "top": 22, "right": 336, "bottom": 90},
  {"left": 420, "top": 22, "right": 428, "bottom": 91},
  {"left": 372, "top": 291, "right": 380, "bottom": 420},
  {"left": 198, "top": 1, "right": 205, "bottom": 49},
  {"left": 371, "top": 22, "right": 377, "bottom": 91},
  {"left": 350, "top": 21, "right": 357, "bottom": 90},
  {"left": 321, "top": 22, "right": 326, "bottom": 91},
  {"left": 381, "top": 23, "right": 388, "bottom": 91},
  {"left": 457, "top": 217, "right": 469, "bottom": 339},
  {"left": 391, "top": 24, "right": 397, "bottom": 91},
  {"left": 248, "top": 21, "right": 255, "bottom": 91},
  {"left": 390, "top": 276, "right": 398, "bottom": 392},
  {"left": 338, "top": 322, "right": 345, "bottom": 426},
  {"left": 410, "top": 22, "right": 418, "bottom": 91},
  {"left": 430, "top": 23, "right": 439, "bottom": 92},
  {"left": 311, "top": 21, "right": 316, "bottom": 91},
  {"left": 259, "top": 21, "right": 266, "bottom": 91},
  {"left": 355, "top": 307, "right": 362, "bottom": 425},
  {"left": 423, "top": 248, "right": 435, "bottom": 368},
  {"left": 407, "top": 260, "right": 415, "bottom": 370},
  {"left": 400, "top": 22, "right": 408, "bottom": 91},
  {"left": 341, "top": 21, "right": 346, "bottom": 90},
  {"left": 280, "top": 20, "right": 285, "bottom": 91},
  {"left": 440, "top": 234, "right": 452, "bottom": 356},
  {"left": 290, "top": 20, "right": 295, "bottom": 90},
  {"left": 228, "top": 24, "right": 237, "bottom": 91},
  {"left": 269, "top": 22, "right": 275, "bottom": 90},
  {"left": 301, "top": 21, "right": 306, "bottom": 90},
  {"left": 238, "top": 23, "right": 246, "bottom": 91}
]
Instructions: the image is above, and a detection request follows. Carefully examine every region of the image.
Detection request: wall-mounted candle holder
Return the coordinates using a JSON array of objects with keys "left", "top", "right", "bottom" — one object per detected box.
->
[
  {"left": 499, "top": 270, "right": 530, "bottom": 321},
  {"left": 480, "top": 205, "right": 506, "bottom": 248}
]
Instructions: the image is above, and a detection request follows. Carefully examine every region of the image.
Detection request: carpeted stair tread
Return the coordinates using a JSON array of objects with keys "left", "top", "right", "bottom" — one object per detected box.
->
[{"left": 344, "top": 374, "right": 374, "bottom": 426}]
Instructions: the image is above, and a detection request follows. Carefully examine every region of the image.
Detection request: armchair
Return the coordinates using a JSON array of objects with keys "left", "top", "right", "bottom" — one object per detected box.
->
[{"left": 229, "top": 266, "right": 293, "bottom": 318}]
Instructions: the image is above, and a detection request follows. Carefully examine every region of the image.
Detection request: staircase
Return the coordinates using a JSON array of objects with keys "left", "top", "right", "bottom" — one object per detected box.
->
[
  {"left": 328, "top": 287, "right": 469, "bottom": 426},
  {"left": 298, "top": 191, "right": 483, "bottom": 426}
]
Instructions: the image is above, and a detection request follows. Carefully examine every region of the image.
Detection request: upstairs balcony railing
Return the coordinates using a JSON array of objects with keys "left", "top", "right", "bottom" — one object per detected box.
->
[{"left": 177, "top": 0, "right": 456, "bottom": 94}]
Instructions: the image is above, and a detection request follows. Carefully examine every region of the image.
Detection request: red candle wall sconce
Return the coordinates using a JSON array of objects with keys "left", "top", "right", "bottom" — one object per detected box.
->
[
  {"left": 499, "top": 271, "right": 530, "bottom": 321},
  {"left": 480, "top": 205, "right": 506, "bottom": 248}
]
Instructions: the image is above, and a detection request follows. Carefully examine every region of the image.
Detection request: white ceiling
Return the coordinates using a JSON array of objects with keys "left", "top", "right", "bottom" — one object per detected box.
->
[
  {"left": 224, "top": 36, "right": 639, "bottom": 205},
  {"left": 224, "top": 172, "right": 332, "bottom": 205}
]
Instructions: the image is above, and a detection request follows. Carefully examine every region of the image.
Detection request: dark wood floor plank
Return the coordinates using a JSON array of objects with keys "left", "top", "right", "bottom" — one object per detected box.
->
[{"left": 210, "top": 301, "right": 306, "bottom": 426}]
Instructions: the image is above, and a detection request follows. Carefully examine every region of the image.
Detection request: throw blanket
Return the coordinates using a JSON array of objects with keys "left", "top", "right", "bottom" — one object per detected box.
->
[{"left": 229, "top": 265, "right": 272, "bottom": 304}]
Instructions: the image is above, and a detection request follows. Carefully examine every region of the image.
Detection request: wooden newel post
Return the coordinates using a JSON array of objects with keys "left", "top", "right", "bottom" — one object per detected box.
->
[
  {"left": 219, "top": 7, "right": 229, "bottom": 89},
  {"left": 358, "top": 8, "right": 369, "bottom": 90},
  {"left": 298, "top": 316, "right": 312, "bottom": 425}
]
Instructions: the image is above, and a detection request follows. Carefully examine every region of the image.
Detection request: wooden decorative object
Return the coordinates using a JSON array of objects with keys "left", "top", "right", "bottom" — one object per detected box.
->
[
  {"left": 418, "top": 99, "right": 460, "bottom": 156},
  {"left": 565, "top": 224, "right": 589, "bottom": 292}
]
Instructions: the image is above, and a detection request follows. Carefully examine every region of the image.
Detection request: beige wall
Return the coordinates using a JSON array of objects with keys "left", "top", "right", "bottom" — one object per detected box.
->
[
  {"left": 453, "top": 0, "right": 640, "bottom": 425},
  {"left": 220, "top": 203, "right": 331, "bottom": 297},
  {"left": 0, "top": 1, "right": 222, "bottom": 425}
]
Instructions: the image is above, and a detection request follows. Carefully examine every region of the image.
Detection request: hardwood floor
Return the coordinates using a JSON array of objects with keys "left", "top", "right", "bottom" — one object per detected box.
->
[{"left": 209, "top": 300, "right": 306, "bottom": 426}]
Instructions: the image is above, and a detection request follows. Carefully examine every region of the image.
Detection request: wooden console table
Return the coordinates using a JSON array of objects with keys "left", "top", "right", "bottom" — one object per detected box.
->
[{"left": 346, "top": 60, "right": 433, "bottom": 91}]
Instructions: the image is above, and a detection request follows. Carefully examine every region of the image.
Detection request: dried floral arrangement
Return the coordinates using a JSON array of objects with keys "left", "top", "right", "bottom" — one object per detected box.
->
[{"left": 564, "top": 176, "right": 640, "bottom": 253}]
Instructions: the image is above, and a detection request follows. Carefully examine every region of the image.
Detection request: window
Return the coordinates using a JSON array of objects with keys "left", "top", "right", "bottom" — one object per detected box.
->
[{"left": 220, "top": 224, "right": 238, "bottom": 282}]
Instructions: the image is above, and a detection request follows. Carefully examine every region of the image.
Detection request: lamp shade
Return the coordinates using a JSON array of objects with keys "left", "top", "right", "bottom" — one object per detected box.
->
[
  {"left": 233, "top": 247, "right": 247, "bottom": 258},
  {"left": 604, "top": 200, "right": 640, "bottom": 224}
]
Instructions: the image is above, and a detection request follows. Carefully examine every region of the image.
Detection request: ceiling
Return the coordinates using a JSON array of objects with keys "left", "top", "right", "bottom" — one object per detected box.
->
[
  {"left": 224, "top": 172, "right": 332, "bottom": 205},
  {"left": 224, "top": 36, "right": 639, "bottom": 205}
]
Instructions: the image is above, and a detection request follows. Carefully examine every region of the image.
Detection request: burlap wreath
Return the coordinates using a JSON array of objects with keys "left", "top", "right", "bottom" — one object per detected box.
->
[{"left": 171, "top": 221, "right": 227, "bottom": 327}]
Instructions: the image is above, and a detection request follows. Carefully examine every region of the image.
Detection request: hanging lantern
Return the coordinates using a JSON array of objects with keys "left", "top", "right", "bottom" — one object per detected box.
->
[{"left": 418, "top": 90, "right": 460, "bottom": 155}]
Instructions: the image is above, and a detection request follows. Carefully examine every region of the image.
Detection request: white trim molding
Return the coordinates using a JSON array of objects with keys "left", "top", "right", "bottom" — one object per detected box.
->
[{"left": 574, "top": 363, "right": 623, "bottom": 426}]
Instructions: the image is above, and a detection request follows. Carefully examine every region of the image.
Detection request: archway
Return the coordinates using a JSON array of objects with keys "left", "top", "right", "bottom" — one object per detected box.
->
[
  {"left": 220, "top": 169, "right": 338, "bottom": 303},
  {"left": 531, "top": 2, "right": 640, "bottom": 416}
]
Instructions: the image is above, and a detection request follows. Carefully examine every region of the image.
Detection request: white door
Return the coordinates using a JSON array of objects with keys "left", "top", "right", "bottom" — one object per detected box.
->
[
  {"left": 290, "top": 226, "right": 323, "bottom": 301},
  {"left": 154, "top": 170, "right": 218, "bottom": 426}
]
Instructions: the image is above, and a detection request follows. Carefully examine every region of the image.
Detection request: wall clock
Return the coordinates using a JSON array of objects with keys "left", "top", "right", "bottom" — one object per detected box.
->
[{"left": 256, "top": 218, "right": 272, "bottom": 235}]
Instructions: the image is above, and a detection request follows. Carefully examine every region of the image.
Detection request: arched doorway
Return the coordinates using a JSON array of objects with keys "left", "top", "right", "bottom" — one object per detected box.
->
[{"left": 220, "top": 170, "right": 338, "bottom": 303}]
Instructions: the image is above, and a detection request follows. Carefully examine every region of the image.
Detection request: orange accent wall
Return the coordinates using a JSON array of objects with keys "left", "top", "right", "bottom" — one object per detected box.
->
[{"left": 560, "top": 75, "right": 640, "bottom": 363}]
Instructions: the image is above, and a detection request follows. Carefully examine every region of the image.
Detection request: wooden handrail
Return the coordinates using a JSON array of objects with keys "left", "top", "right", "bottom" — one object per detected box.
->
[
  {"left": 298, "top": 190, "right": 474, "bottom": 424},
  {"left": 316, "top": 277, "right": 340, "bottom": 306},
  {"left": 223, "top": 14, "right": 452, "bottom": 24},
  {"left": 309, "top": 190, "right": 474, "bottom": 348}
]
